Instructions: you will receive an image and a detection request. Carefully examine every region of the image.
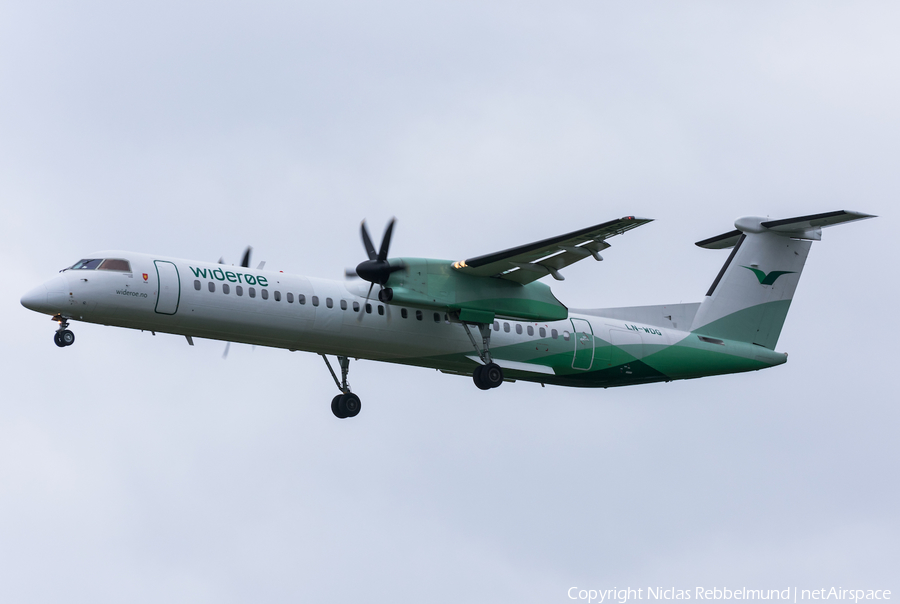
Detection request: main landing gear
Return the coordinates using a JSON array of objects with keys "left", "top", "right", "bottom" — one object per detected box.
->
[
  {"left": 321, "top": 355, "right": 362, "bottom": 419},
  {"left": 52, "top": 315, "right": 75, "bottom": 348},
  {"left": 461, "top": 322, "right": 504, "bottom": 391}
]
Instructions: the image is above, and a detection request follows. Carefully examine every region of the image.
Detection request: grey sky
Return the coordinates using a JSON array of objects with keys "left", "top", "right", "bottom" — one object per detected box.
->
[{"left": 1, "top": 2, "right": 897, "bottom": 602}]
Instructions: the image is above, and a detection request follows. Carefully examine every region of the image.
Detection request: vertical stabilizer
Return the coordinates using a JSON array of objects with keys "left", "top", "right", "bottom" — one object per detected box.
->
[{"left": 690, "top": 210, "right": 874, "bottom": 349}]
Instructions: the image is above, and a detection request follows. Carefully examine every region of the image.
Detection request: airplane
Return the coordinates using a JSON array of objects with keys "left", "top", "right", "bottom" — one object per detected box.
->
[{"left": 20, "top": 210, "right": 874, "bottom": 419}]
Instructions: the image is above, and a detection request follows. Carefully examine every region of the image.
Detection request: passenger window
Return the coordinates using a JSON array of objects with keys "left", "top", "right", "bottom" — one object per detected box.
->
[
  {"left": 223, "top": 284, "right": 230, "bottom": 294},
  {"left": 365, "top": 303, "right": 372, "bottom": 314},
  {"left": 326, "top": 297, "right": 333, "bottom": 308},
  {"left": 515, "top": 324, "right": 523, "bottom": 334},
  {"left": 312, "top": 296, "right": 319, "bottom": 307},
  {"left": 503, "top": 323, "right": 510, "bottom": 333},
  {"left": 433, "top": 313, "right": 440, "bottom": 323},
  {"left": 208, "top": 282, "right": 215, "bottom": 293},
  {"left": 340, "top": 300, "right": 347, "bottom": 310},
  {"left": 493, "top": 321, "right": 499, "bottom": 331},
  {"left": 353, "top": 301, "right": 360, "bottom": 312},
  {"left": 563, "top": 330, "right": 570, "bottom": 341},
  {"left": 236, "top": 286, "right": 243, "bottom": 296},
  {"left": 378, "top": 305, "right": 385, "bottom": 316},
  {"left": 287, "top": 292, "right": 294, "bottom": 303},
  {"left": 98, "top": 259, "right": 131, "bottom": 272},
  {"left": 249, "top": 287, "right": 256, "bottom": 298},
  {"left": 415, "top": 310, "right": 423, "bottom": 321},
  {"left": 261, "top": 289, "right": 269, "bottom": 300},
  {"left": 274, "top": 291, "right": 281, "bottom": 302},
  {"left": 551, "top": 329, "right": 558, "bottom": 339},
  {"left": 194, "top": 280, "right": 201, "bottom": 291},
  {"left": 401, "top": 308, "right": 408, "bottom": 319},
  {"left": 527, "top": 325, "right": 534, "bottom": 336},
  {"left": 298, "top": 294, "right": 306, "bottom": 304},
  {"left": 539, "top": 327, "right": 546, "bottom": 337}
]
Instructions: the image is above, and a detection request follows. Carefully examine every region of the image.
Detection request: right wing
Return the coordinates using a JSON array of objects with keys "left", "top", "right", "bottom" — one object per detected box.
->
[{"left": 451, "top": 216, "right": 653, "bottom": 284}]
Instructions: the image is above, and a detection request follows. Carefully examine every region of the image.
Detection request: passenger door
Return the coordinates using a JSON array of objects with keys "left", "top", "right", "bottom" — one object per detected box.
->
[
  {"left": 570, "top": 318, "right": 595, "bottom": 370},
  {"left": 154, "top": 260, "right": 180, "bottom": 315}
]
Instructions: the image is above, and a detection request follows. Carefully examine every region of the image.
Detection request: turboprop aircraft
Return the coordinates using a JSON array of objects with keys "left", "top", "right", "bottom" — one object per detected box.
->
[{"left": 21, "top": 210, "right": 873, "bottom": 419}]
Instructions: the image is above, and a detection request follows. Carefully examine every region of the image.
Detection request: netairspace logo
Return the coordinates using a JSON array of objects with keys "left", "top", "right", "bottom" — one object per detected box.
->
[{"left": 567, "top": 588, "right": 892, "bottom": 604}]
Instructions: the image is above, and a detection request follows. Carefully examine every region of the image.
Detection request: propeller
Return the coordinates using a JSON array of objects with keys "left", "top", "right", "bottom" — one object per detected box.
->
[
  {"left": 350, "top": 219, "right": 405, "bottom": 321},
  {"left": 354, "top": 219, "right": 404, "bottom": 285},
  {"left": 219, "top": 246, "right": 252, "bottom": 359},
  {"left": 219, "top": 246, "right": 253, "bottom": 268}
]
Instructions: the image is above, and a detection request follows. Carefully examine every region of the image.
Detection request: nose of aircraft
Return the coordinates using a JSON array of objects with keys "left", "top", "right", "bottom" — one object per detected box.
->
[
  {"left": 20, "top": 283, "right": 48, "bottom": 312},
  {"left": 21, "top": 275, "right": 69, "bottom": 314}
]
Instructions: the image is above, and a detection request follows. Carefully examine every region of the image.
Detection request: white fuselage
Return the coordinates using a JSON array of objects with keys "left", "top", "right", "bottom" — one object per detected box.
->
[{"left": 21, "top": 250, "right": 787, "bottom": 388}]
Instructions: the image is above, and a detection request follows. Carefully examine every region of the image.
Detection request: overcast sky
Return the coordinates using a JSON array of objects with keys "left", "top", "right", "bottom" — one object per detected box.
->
[{"left": 1, "top": 2, "right": 897, "bottom": 602}]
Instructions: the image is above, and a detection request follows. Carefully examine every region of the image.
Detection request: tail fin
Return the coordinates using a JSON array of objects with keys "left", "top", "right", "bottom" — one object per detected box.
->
[{"left": 690, "top": 210, "right": 874, "bottom": 349}]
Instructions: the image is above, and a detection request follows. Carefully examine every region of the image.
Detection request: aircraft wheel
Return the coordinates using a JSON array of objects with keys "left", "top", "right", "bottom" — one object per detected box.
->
[
  {"left": 59, "top": 330, "right": 75, "bottom": 347},
  {"left": 473, "top": 365, "right": 491, "bottom": 390},
  {"left": 331, "top": 394, "right": 347, "bottom": 419},
  {"left": 483, "top": 363, "right": 504, "bottom": 388},
  {"left": 54, "top": 332, "right": 66, "bottom": 347},
  {"left": 340, "top": 393, "right": 362, "bottom": 418}
]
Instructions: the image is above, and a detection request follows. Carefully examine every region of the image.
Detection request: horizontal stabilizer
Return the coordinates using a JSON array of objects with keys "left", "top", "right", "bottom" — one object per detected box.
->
[
  {"left": 696, "top": 210, "right": 875, "bottom": 249},
  {"left": 761, "top": 210, "right": 876, "bottom": 232},
  {"left": 695, "top": 230, "right": 742, "bottom": 250}
]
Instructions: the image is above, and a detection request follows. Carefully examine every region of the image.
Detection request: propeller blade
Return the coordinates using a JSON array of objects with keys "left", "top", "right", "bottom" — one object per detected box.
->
[
  {"left": 345, "top": 269, "right": 359, "bottom": 279},
  {"left": 360, "top": 221, "right": 377, "bottom": 261},
  {"left": 357, "top": 282, "right": 375, "bottom": 322},
  {"left": 218, "top": 257, "right": 225, "bottom": 264},
  {"left": 377, "top": 218, "right": 395, "bottom": 262},
  {"left": 240, "top": 246, "right": 252, "bottom": 268},
  {"left": 222, "top": 341, "right": 230, "bottom": 360}
]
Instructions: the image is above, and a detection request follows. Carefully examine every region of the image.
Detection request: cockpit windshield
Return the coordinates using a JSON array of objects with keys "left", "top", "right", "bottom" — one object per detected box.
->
[
  {"left": 66, "top": 258, "right": 132, "bottom": 272},
  {"left": 70, "top": 259, "right": 103, "bottom": 270}
]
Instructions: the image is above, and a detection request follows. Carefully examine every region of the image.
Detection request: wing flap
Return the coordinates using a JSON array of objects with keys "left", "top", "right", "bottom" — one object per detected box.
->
[{"left": 465, "top": 355, "right": 556, "bottom": 375}]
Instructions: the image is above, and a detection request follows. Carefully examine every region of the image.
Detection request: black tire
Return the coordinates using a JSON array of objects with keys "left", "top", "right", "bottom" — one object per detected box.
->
[
  {"left": 331, "top": 394, "right": 347, "bottom": 419},
  {"left": 484, "top": 363, "right": 504, "bottom": 388},
  {"left": 340, "top": 393, "right": 362, "bottom": 418},
  {"left": 60, "top": 330, "right": 75, "bottom": 346},
  {"left": 54, "top": 332, "right": 65, "bottom": 347},
  {"left": 473, "top": 365, "right": 491, "bottom": 390}
]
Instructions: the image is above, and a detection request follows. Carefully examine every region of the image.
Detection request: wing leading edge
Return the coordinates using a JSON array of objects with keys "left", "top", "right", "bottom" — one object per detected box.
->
[{"left": 451, "top": 216, "right": 653, "bottom": 284}]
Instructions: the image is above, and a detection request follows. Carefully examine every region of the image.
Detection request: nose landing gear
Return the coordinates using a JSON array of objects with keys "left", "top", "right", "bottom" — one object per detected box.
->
[{"left": 52, "top": 315, "right": 75, "bottom": 347}]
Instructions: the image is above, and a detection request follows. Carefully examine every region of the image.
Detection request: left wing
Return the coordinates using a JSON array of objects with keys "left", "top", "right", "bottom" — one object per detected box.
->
[{"left": 451, "top": 216, "right": 652, "bottom": 284}]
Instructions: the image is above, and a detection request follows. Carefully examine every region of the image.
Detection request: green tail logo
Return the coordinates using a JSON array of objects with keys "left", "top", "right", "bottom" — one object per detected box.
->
[{"left": 742, "top": 266, "right": 795, "bottom": 285}]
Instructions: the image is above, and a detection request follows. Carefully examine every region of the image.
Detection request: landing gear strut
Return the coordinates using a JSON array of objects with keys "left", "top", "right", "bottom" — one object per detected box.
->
[
  {"left": 462, "top": 322, "right": 504, "bottom": 390},
  {"left": 321, "top": 354, "right": 362, "bottom": 419},
  {"left": 52, "top": 315, "right": 75, "bottom": 348}
]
